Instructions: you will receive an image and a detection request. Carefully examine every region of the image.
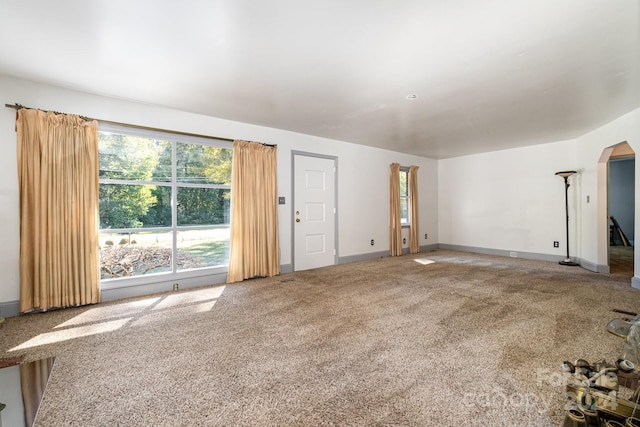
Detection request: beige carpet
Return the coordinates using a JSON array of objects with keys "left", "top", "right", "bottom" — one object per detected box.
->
[{"left": 1, "top": 250, "right": 638, "bottom": 426}]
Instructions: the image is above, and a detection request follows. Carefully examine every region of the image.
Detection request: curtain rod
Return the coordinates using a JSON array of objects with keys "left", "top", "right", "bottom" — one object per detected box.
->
[{"left": 4, "top": 103, "right": 276, "bottom": 147}]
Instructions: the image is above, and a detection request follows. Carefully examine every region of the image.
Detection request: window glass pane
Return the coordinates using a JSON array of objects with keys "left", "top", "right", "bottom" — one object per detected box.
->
[
  {"left": 100, "top": 231, "right": 173, "bottom": 279},
  {"left": 177, "top": 187, "right": 230, "bottom": 226},
  {"left": 177, "top": 228, "right": 230, "bottom": 271},
  {"left": 400, "top": 198, "right": 409, "bottom": 224},
  {"left": 100, "top": 184, "right": 171, "bottom": 228},
  {"left": 399, "top": 170, "right": 408, "bottom": 196},
  {"left": 98, "top": 126, "right": 233, "bottom": 281},
  {"left": 399, "top": 169, "right": 409, "bottom": 224},
  {"left": 176, "top": 143, "right": 232, "bottom": 184},
  {"left": 99, "top": 133, "right": 172, "bottom": 182}
]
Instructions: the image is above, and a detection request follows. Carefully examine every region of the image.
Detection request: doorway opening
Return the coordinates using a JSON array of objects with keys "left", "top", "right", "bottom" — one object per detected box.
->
[{"left": 597, "top": 142, "right": 635, "bottom": 280}]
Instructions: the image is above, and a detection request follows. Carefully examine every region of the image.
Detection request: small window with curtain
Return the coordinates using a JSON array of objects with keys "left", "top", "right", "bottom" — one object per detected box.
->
[{"left": 399, "top": 167, "right": 410, "bottom": 225}]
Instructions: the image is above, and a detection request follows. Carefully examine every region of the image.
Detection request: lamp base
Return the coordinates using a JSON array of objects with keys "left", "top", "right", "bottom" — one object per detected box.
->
[{"left": 559, "top": 258, "right": 579, "bottom": 266}]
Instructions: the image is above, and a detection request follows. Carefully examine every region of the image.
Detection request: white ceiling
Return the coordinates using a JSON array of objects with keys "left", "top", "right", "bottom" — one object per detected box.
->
[{"left": 1, "top": 0, "right": 639, "bottom": 158}]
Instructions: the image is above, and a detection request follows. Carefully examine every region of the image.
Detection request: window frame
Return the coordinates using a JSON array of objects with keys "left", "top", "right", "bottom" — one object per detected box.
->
[{"left": 98, "top": 123, "right": 233, "bottom": 289}]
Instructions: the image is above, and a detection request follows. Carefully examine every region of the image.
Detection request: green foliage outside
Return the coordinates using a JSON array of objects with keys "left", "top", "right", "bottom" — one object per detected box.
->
[
  {"left": 98, "top": 133, "right": 232, "bottom": 230},
  {"left": 399, "top": 169, "right": 408, "bottom": 196},
  {"left": 99, "top": 134, "right": 163, "bottom": 228},
  {"left": 399, "top": 170, "right": 409, "bottom": 223},
  {"left": 98, "top": 132, "right": 233, "bottom": 277}
]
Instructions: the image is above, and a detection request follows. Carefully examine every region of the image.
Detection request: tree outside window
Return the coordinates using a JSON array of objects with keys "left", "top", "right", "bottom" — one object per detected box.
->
[{"left": 98, "top": 127, "right": 232, "bottom": 280}]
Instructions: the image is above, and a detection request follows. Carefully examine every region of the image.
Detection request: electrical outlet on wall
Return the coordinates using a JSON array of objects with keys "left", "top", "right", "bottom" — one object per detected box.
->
[
  {"left": 371, "top": 239, "right": 374, "bottom": 246},
  {"left": 553, "top": 241, "right": 559, "bottom": 248},
  {"left": 424, "top": 233, "right": 428, "bottom": 239}
]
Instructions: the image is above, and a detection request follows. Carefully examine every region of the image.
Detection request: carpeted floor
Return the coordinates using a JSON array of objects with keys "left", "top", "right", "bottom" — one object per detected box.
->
[{"left": 0, "top": 249, "right": 638, "bottom": 426}]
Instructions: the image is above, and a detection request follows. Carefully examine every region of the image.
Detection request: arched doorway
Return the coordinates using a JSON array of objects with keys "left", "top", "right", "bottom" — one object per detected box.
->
[{"left": 597, "top": 142, "right": 635, "bottom": 280}]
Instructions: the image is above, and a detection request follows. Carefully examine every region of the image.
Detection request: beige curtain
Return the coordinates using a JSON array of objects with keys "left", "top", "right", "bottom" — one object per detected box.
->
[
  {"left": 227, "top": 140, "right": 280, "bottom": 283},
  {"left": 20, "top": 357, "right": 56, "bottom": 426},
  {"left": 409, "top": 165, "right": 420, "bottom": 254},
  {"left": 17, "top": 109, "right": 100, "bottom": 313},
  {"left": 389, "top": 163, "right": 402, "bottom": 256}
]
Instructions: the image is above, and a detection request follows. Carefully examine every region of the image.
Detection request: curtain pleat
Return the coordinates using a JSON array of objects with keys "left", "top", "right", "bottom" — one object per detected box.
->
[
  {"left": 389, "top": 163, "right": 402, "bottom": 256},
  {"left": 409, "top": 165, "right": 420, "bottom": 254},
  {"left": 17, "top": 109, "right": 100, "bottom": 313},
  {"left": 20, "top": 357, "right": 55, "bottom": 426},
  {"left": 227, "top": 140, "right": 280, "bottom": 283}
]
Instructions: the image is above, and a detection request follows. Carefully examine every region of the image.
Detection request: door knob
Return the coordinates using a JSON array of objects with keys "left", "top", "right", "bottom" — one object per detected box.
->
[{"left": 296, "top": 218, "right": 300, "bottom": 223}]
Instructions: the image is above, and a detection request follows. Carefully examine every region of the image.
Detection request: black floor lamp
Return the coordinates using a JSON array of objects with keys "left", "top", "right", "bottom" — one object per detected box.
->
[{"left": 555, "top": 171, "right": 579, "bottom": 266}]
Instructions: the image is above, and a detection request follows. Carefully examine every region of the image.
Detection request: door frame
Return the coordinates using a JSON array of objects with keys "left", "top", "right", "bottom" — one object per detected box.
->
[
  {"left": 596, "top": 141, "right": 636, "bottom": 282},
  {"left": 291, "top": 151, "right": 339, "bottom": 271}
]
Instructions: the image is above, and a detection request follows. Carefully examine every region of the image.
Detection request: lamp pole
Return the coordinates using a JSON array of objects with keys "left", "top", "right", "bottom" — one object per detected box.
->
[{"left": 556, "top": 171, "right": 579, "bottom": 266}]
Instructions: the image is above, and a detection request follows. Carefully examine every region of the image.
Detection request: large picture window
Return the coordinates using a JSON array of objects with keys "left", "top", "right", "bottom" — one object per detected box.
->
[{"left": 98, "top": 125, "right": 232, "bottom": 281}]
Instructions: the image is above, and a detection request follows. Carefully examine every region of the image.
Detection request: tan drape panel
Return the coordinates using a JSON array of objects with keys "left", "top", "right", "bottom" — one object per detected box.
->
[
  {"left": 20, "top": 357, "right": 55, "bottom": 426},
  {"left": 17, "top": 109, "right": 100, "bottom": 313},
  {"left": 389, "top": 163, "right": 402, "bottom": 256},
  {"left": 409, "top": 165, "right": 420, "bottom": 254},
  {"left": 227, "top": 140, "right": 280, "bottom": 283}
]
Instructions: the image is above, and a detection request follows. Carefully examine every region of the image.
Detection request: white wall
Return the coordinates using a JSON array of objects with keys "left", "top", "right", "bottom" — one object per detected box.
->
[
  {"left": 0, "top": 364, "right": 26, "bottom": 427},
  {"left": 0, "top": 75, "right": 438, "bottom": 308},
  {"left": 439, "top": 106, "right": 640, "bottom": 285},
  {"left": 574, "top": 107, "right": 639, "bottom": 282},
  {"left": 438, "top": 139, "right": 579, "bottom": 257}
]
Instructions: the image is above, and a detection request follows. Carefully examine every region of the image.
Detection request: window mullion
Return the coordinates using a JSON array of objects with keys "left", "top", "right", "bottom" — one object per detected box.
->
[
  {"left": 99, "top": 178, "right": 171, "bottom": 186},
  {"left": 172, "top": 140, "right": 178, "bottom": 274},
  {"left": 176, "top": 182, "right": 231, "bottom": 189}
]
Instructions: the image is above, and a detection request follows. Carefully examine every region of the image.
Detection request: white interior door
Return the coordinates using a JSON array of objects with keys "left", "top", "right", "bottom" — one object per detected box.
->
[{"left": 294, "top": 154, "right": 336, "bottom": 271}]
